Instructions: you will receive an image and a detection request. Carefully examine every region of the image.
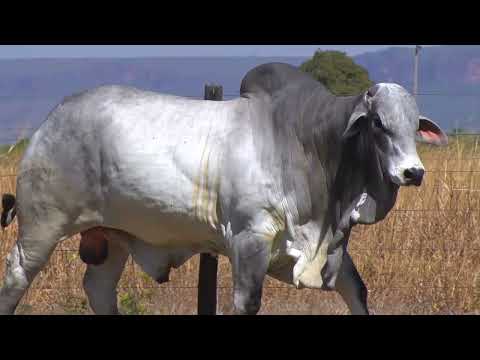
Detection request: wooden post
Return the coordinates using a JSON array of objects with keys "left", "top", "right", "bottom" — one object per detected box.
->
[{"left": 197, "top": 84, "right": 222, "bottom": 315}]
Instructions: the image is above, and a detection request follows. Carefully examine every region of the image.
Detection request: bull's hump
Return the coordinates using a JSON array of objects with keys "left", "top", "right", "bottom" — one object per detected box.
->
[{"left": 240, "top": 63, "right": 323, "bottom": 98}]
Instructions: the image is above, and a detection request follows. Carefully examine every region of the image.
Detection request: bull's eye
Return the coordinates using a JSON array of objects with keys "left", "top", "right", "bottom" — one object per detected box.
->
[{"left": 372, "top": 114, "right": 384, "bottom": 130}]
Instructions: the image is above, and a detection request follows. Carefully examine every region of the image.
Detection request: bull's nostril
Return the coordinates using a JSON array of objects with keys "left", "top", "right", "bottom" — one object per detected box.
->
[
  {"left": 404, "top": 168, "right": 425, "bottom": 184},
  {"left": 404, "top": 168, "right": 414, "bottom": 179}
]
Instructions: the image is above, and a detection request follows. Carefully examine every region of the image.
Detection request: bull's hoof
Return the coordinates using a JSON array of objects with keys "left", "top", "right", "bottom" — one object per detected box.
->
[{"left": 79, "top": 227, "right": 109, "bottom": 266}]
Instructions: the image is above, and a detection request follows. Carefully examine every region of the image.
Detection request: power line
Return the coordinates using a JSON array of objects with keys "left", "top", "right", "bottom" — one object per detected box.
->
[
  {"left": 417, "top": 93, "right": 480, "bottom": 97},
  {"left": 47, "top": 247, "right": 480, "bottom": 253}
]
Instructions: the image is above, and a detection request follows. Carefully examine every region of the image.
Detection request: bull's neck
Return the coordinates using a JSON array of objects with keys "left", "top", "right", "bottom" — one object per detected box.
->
[
  {"left": 306, "top": 95, "right": 368, "bottom": 222},
  {"left": 311, "top": 93, "right": 364, "bottom": 185}
]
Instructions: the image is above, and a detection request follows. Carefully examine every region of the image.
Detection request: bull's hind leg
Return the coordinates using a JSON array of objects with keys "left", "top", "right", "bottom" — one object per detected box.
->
[
  {"left": 82, "top": 233, "right": 129, "bottom": 315},
  {"left": 0, "top": 218, "right": 67, "bottom": 314}
]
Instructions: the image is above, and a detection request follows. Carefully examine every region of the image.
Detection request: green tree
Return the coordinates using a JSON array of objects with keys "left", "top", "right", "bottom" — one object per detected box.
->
[{"left": 300, "top": 50, "right": 374, "bottom": 96}]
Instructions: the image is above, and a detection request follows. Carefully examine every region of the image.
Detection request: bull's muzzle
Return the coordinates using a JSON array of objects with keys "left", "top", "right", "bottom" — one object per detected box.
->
[{"left": 403, "top": 167, "right": 425, "bottom": 186}]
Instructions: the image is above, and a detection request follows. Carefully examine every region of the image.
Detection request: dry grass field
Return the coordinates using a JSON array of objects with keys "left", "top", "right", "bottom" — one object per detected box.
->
[{"left": 1, "top": 135, "right": 480, "bottom": 315}]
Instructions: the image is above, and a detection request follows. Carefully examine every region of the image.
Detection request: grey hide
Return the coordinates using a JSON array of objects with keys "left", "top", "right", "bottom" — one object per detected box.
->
[{"left": 0, "top": 63, "right": 448, "bottom": 315}]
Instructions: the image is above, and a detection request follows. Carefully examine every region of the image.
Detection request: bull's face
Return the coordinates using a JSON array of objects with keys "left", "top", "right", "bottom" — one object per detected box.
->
[{"left": 344, "top": 83, "right": 448, "bottom": 187}]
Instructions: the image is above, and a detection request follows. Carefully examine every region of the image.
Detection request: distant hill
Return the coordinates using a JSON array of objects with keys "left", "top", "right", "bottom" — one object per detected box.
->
[{"left": 1, "top": 47, "right": 480, "bottom": 144}]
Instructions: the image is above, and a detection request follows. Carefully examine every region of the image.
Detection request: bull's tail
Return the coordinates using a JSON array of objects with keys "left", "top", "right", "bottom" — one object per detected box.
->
[{"left": 1, "top": 193, "right": 17, "bottom": 229}]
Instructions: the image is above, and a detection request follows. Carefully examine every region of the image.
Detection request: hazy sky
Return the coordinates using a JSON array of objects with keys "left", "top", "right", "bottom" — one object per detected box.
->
[{"left": 0, "top": 45, "right": 430, "bottom": 58}]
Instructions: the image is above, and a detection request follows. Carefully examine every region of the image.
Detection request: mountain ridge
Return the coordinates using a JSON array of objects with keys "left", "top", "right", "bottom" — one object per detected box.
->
[{"left": 1, "top": 47, "right": 479, "bottom": 144}]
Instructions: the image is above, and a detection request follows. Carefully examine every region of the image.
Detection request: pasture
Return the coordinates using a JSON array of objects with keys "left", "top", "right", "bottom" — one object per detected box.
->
[{"left": 1, "top": 135, "right": 479, "bottom": 315}]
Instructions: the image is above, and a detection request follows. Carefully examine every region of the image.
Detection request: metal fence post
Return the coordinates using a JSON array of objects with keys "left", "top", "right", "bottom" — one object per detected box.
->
[{"left": 197, "top": 84, "right": 222, "bottom": 315}]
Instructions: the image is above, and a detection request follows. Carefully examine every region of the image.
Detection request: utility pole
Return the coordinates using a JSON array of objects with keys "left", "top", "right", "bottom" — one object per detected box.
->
[{"left": 413, "top": 45, "right": 423, "bottom": 98}]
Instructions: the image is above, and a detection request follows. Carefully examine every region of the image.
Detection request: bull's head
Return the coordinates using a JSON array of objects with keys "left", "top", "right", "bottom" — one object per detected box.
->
[{"left": 343, "top": 83, "right": 448, "bottom": 187}]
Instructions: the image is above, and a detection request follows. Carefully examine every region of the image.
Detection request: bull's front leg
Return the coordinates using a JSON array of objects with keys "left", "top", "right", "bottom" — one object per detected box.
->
[
  {"left": 229, "top": 229, "right": 271, "bottom": 315},
  {"left": 335, "top": 250, "right": 369, "bottom": 315}
]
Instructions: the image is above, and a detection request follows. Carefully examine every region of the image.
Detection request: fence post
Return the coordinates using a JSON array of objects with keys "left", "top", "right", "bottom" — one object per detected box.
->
[{"left": 197, "top": 84, "right": 222, "bottom": 315}]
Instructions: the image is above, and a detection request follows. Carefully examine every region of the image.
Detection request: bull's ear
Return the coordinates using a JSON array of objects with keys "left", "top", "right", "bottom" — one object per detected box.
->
[
  {"left": 343, "top": 111, "right": 367, "bottom": 140},
  {"left": 416, "top": 116, "right": 448, "bottom": 146},
  {"left": 343, "top": 90, "right": 373, "bottom": 140}
]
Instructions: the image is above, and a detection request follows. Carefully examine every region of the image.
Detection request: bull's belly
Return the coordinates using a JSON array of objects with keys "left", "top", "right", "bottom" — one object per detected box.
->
[
  {"left": 100, "top": 169, "right": 223, "bottom": 251},
  {"left": 112, "top": 213, "right": 222, "bottom": 250},
  {"left": 101, "top": 190, "right": 223, "bottom": 250}
]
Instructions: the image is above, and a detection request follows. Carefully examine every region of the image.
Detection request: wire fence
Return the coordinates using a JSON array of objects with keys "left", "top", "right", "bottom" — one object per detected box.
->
[{"left": 1, "top": 90, "right": 480, "bottom": 314}]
